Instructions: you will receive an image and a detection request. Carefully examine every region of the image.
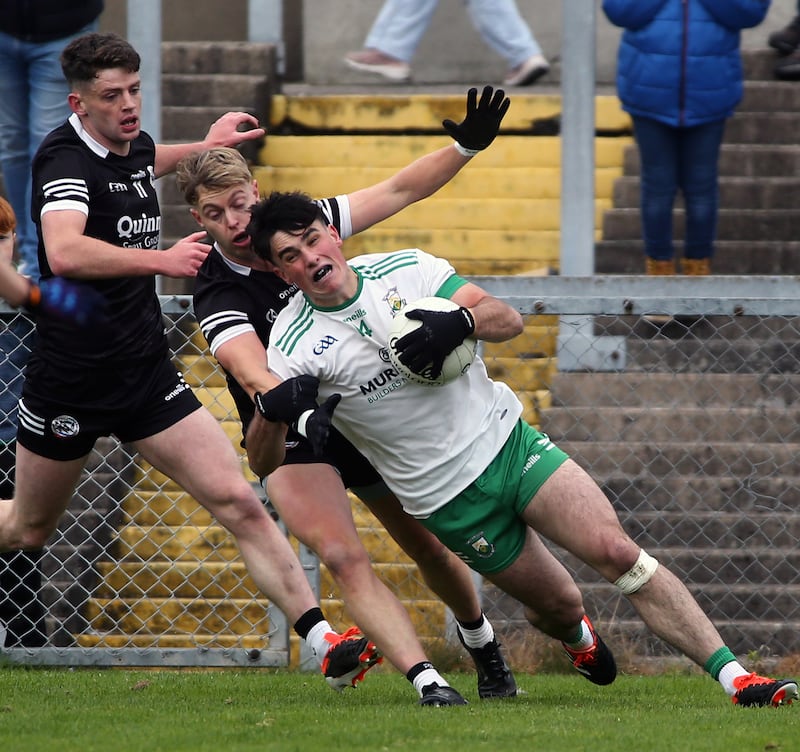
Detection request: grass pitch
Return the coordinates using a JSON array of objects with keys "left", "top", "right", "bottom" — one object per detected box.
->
[{"left": 1, "top": 668, "right": 797, "bottom": 752}]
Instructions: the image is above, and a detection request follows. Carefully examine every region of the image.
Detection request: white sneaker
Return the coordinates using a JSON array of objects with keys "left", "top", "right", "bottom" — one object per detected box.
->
[
  {"left": 503, "top": 54, "right": 549, "bottom": 86},
  {"left": 344, "top": 49, "right": 411, "bottom": 81}
]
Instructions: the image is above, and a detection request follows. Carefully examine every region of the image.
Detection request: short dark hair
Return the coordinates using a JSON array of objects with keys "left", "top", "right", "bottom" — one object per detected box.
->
[
  {"left": 248, "top": 191, "right": 327, "bottom": 263},
  {"left": 61, "top": 32, "right": 141, "bottom": 88}
]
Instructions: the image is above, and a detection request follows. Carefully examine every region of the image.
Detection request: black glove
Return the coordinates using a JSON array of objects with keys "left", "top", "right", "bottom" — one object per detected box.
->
[
  {"left": 254, "top": 376, "right": 341, "bottom": 456},
  {"left": 254, "top": 375, "right": 320, "bottom": 424},
  {"left": 297, "top": 393, "right": 341, "bottom": 457},
  {"left": 442, "top": 85, "right": 510, "bottom": 153},
  {"left": 24, "top": 277, "right": 107, "bottom": 327},
  {"left": 395, "top": 306, "right": 475, "bottom": 379}
]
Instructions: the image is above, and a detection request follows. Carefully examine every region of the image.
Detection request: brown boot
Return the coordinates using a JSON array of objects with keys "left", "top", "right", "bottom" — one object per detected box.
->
[
  {"left": 642, "top": 258, "right": 676, "bottom": 329},
  {"left": 645, "top": 258, "right": 677, "bottom": 275},
  {"left": 682, "top": 258, "right": 711, "bottom": 276}
]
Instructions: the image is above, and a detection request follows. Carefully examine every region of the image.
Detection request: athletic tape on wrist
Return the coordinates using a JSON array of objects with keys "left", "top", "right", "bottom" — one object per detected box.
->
[
  {"left": 453, "top": 142, "right": 480, "bottom": 157},
  {"left": 296, "top": 409, "right": 313, "bottom": 438}
]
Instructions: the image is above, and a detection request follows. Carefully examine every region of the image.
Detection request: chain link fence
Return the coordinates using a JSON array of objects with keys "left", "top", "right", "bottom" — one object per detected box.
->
[{"left": 1, "top": 276, "right": 799, "bottom": 668}]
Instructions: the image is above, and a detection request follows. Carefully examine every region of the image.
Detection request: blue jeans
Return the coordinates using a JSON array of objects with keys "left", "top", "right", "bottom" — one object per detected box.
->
[
  {"left": 0, "top": 22, "right": 97, "bottom": 280},
  {"left": 365, "top": 0, "right": 541, "bottom": 67},
  {"left": 632, "top": 115, "right": 726, "bottom": 262}
]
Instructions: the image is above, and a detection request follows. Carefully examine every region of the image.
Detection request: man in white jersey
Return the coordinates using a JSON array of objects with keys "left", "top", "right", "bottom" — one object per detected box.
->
[
  {"left": 247, "top": 191, "right": 799, "bottom": 709},
  {"left": 0, "top": 32, "right": 381, "bottom": 690},
  {"left": 179, "top": 88, "right": 517, "bottom": 708}
]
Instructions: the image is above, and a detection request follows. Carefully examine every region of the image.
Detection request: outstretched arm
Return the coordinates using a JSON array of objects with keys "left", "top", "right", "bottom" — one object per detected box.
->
[{"left": 347, "top": 86, "right": 510, "bottom": 233}]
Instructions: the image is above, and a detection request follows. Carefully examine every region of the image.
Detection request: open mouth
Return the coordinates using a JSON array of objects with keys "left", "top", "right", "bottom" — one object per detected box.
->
[
  {"left": 120, "top": 115, "right": 138, "bottom": 130},
  {"left": 313, "top": 264, "right": 333, "bottom": 282},
  {"left": 233, "top": 231, "right": 250, "bottom": 246}
]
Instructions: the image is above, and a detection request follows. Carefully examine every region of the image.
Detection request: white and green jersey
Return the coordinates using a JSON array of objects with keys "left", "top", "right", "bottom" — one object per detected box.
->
[{"left": 267, "top": 249, "right": 522, "bottom": 518}]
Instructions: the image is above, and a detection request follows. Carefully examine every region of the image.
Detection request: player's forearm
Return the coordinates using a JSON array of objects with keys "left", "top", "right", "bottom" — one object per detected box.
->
[
  {"left": 387, "top": 144, "right": 470, "bottom": 204},
  {"left": 467, "top": 298, "right": 524, "bottom": 343},
  {"left": 246, "top": 414, "right": 287, "bottom": 478},
  {"left": 45, "top": 235, "right": 167, "bottom": 278}
]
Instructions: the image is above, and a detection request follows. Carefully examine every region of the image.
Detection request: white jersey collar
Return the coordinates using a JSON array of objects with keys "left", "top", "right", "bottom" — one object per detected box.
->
[{"left": 68, "top": 113, "right": 110, "bottom": 158}]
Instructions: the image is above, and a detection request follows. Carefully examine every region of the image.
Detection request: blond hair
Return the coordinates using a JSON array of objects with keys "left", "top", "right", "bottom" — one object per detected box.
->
[
  {"left": 0, "top": 196, "right": 17, "bottom": 234},
  {"left": 175, "top": 147, "right": 254, "bottom": 207}
]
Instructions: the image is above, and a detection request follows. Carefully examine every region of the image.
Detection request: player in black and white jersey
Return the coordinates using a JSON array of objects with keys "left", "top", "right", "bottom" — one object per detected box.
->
[
  {"left": 0, "top": 31, "right": 383, "bottom": 691},
  {"left": 182, "top": 88, "right": 519, "bottom": 706}
]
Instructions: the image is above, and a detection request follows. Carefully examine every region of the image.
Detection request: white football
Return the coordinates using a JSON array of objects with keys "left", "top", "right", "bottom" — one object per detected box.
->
[{"left": 386, "top": 296, "right": 477, "bottom": 386}]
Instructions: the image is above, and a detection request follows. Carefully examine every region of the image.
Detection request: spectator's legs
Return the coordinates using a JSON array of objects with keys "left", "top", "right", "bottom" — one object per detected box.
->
[
  {"left": 678, "top": 119, "right": 725, "bottom": 265},
  {"left": 632, "top": 115, "right": 679, "bottom": 265},
  {"left": 465, "top": 0, "right": 543, "bottom": 68},
  {"left": 363, "top": 0, "right": 439, "bottom": 62}
]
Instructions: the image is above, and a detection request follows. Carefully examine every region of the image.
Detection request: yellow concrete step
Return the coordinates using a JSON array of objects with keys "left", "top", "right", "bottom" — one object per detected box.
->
[
  {"left": 115, "top": 524, "right": 240, "bottom": 561},
  {"left": 269, "top": 93, "right": 630, "bottom": 133},
  {"left": 342, "top": 228, "right": 587, "bottom": 275},
  {"left": 487, "top": 356, "right": 557, "bottom": 393},
  {"left": 174, "top": 354, "right": 227, "bottom": 387},
  {"left": 483, "top": 323, "right": 557, "bottom": 359},
  {"left": 84, "top": 597, "right": 271, "bottom": 635},
  {"left": 121, "top": 490, "right": 210, "bottom": 526},
  {"left": 263, "top": 196, "right": 609, "bottom": 232},
  {"left": 320, "top": 598, "right": 446, "bottom": 637},
  {"left": 260, "top": 135, "right": 630, "bottom": 169},
  {"left": 93, "top": 560, "right": 436, "bottom": 602},
  {"left": 255, "top": 165, "right": 620, "bottom": 200},
  {"left": 83, "top": 595, "right": 444, "bottom": 640}
]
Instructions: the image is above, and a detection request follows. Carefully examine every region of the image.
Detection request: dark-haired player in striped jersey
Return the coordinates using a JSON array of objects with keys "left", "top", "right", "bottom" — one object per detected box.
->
[
  {"left": 182, "top": 87, "right": 522, "bottom": 706},
  {"left": 0, "top": 31, "right": 381, "bottom": 690}
]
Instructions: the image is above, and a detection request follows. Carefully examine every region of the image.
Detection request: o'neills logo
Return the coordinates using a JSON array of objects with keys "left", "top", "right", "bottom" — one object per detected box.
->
[{"left": 51, "top": 415, "right": 80, "bottom": 438}]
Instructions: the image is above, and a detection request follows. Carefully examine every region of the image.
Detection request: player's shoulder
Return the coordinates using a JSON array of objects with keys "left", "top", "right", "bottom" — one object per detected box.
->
[
  {"left": 270, "top": 294, "right": 316, "bottom": 355},
  {"left": 350, "top": 248, "right": 426, "bottom": 277},
  {"left": 193, "top": 250, "right": 247, "bottom": 310}
]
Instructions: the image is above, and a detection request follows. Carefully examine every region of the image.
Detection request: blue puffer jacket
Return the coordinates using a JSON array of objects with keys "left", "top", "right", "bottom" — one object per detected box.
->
[{"left": 602, "top": 0, "right": 770, "bottom": 127}]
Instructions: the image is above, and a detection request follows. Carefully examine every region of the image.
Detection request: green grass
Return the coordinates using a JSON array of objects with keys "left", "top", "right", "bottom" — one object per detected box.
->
[{"left": 1, "top": 668, "right": 797, "bottom": 752}]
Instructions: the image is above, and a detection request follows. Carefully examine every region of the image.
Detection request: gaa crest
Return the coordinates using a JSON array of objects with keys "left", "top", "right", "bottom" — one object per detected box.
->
[{"left": 467, "top": 532, "right": 495, "bottom": 559}]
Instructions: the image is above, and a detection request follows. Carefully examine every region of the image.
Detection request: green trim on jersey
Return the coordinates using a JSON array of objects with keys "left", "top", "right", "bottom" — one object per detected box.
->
[
  {"left": 274, "top": 298, "right": 315, "bottom": 356},
  {"left": 354, "top": 250, "right": 420, "bottom": 279},
  {"left": 436, "top": 275, "right": 469, "bottom": 299}
]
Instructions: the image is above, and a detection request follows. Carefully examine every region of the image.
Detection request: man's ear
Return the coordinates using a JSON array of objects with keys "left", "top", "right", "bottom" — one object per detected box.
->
[
  {"left": 67, "top": 92, "right": 86, "bottom": 116},
  {"left": 189, "top": 207, "right": 203, "bottom": 228},
  {"left": 327, "top": 223, "right": 343, "bottom": 247}
]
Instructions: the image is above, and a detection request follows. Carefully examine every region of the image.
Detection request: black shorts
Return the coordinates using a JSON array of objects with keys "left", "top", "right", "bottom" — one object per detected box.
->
[
  {"left": 283, "top": 426, "right": 381, "bottom": 489},
  {"left": 17, "top": 351, "right": 201, "bottom": 461}
]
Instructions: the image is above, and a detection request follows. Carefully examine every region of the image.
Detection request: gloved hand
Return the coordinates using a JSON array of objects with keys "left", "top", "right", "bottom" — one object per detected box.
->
[
  {"left": 24, "top": 277, "right": 107, "bottom": 327},
  {"left": 395, "top": 306, "right": 475, "bottom": 379},
  {"left": 296, "top": 393, "right": 341, "bottom": 457},
  {"left": 442, "top": 85, "right": 510, "bottom": 154},
  {"left": 254, "top": 375, "right": 321, "bottom": 424},
  {"left": 254, "top": 376, "right": 341, "bottom": 456}
]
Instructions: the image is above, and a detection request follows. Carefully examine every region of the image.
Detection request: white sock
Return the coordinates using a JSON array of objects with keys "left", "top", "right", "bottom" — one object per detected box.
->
[
  {"left": 412, "top": 668, "right": 450, "bottom": 697},
  {"left": 305, "top": 620, "right": 335, "bottom": 668},
  {"left": 564, "top": 617, "right": 594, "bottom": 652},
  {"left": 457, "top": 615, "right": 495, "bottom": 649},
  {"left": 718, "top": 661, "right": 750, "bottom": 696}
]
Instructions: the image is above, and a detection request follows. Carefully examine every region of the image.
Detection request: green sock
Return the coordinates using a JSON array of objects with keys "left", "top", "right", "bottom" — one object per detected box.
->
[{"left": 704, "top": 646, "right": 737, "bottom": 680}]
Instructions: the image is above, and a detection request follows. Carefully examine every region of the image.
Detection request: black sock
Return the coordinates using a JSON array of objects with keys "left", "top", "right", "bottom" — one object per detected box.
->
[{"left": 293, "top": 607, "right": 325, "bottom": 639}]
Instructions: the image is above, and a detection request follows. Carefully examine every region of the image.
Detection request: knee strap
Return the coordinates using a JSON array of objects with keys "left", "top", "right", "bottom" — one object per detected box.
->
[{"left": 614, "top": 549, "right": 659, "bottom": 595}]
